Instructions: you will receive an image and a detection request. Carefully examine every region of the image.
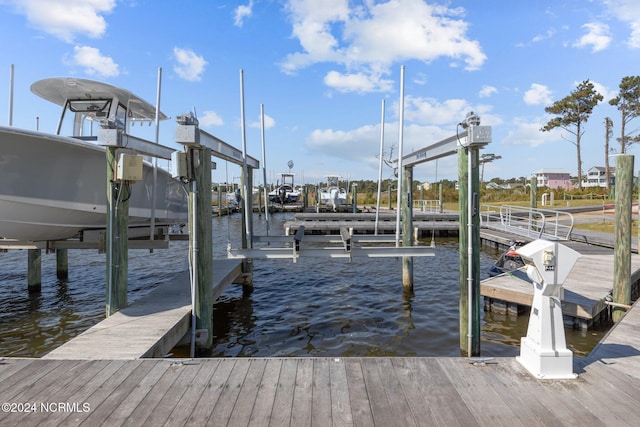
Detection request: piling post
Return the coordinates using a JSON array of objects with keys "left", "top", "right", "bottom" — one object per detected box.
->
[
  {"left": 105, "top": 146, "right": 128, "bottom": 316},
  {"left": 189, "top": 146, "right": 214, "bottom": 349},
  {"left": 352, "top": 183, "right": 358, "bottom": 213},
  {"left": 613, "top": 155, "right": 633, "bottom": 322},
  {"left": 458, "top": 113, "right": 484, "bottom": 357},
  {"left": 27, "top": 249, "right": 41, "bottom": 293},
  {"left": 439, "top": 182, "right": 443, "bottom": 213},
  {"left": 402, "top": 166, "right": 414, "bottom": 292},
  {"left": 56, "top": 249, "right": 68, "bottom": 280},
  {"left": 530, "top": 176, "right": 537, "bottom": 209}
]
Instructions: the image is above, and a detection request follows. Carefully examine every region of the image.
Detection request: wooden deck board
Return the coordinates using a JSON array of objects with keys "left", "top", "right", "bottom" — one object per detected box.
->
[
  {"left": 1, "top": 354, "right": 640, "bottom": 426},
  {"left": 247, "top": 358, "right": 281, "bottom": 426}
]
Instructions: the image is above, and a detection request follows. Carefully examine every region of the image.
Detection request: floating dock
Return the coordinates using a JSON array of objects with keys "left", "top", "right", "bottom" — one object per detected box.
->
[
  {"left": 43, "top": 259, "right": 245, "bottom": 359},
  {"left": 1, "top": 300, "right": 639, "bottom": 425},
  {"left": 283, "top": 212, "right": 459, "bottom": 237}
]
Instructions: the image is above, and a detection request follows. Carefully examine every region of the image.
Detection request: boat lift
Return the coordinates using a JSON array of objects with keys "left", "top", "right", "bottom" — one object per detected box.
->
[{"left": 228, "top": 226, "right": 436, "bottom": 262}]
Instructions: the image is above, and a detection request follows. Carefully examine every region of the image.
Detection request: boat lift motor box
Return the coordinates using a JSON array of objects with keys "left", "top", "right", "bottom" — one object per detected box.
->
[
  {"left": 170, "top": 151, "right": 189, "bottom": 181},
  {"left": 116, "top": 153, "right": 143, "bottom": 182},
  {"left": 515, "top": 239, "right": 581, "bottom": 379}
]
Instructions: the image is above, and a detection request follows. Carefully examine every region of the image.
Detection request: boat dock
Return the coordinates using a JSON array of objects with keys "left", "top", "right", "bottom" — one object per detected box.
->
[
  {"left": 43, "top": 259, "right": 246, "bottom": 359},
  {"left": 283, "top": 212, "right": 459, "bottom": 237},
  {"left": 1, "top": 299, "right": 639, "bottom": 425}
]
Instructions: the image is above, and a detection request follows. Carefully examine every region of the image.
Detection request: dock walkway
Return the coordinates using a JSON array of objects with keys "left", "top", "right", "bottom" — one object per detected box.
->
[
  {"left": 44, "top": 259, "right": 244, "bottom": 360},
  {"left": 1, "top": 300, "right": 639, "bottom": 425}
]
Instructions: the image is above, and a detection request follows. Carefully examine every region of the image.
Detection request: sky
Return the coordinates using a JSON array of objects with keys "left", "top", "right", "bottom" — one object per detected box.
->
[{"left": 1, "top": 0, "right": 639, "bottom": 186}]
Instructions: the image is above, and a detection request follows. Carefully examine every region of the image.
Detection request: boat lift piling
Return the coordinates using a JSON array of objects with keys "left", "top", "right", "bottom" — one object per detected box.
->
[
  {"left": 175, "top": 115, "right": 259, "bottom": 351},
  {"left": 396, "top": 111, "right": 490, "bottom": 356}
]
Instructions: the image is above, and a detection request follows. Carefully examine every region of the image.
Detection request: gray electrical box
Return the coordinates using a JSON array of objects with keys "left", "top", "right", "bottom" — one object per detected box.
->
[
  {"left": 171, "top": 151, "right": 188, "bottom": 179},
  {"left": 116, "top": 153, "right": 143, "bottom": 181}
]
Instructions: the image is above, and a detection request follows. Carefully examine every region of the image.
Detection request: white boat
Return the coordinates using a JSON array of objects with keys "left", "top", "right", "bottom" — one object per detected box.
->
[
  {"left": 268, "top": 173, "right": 301, "bottom": 204},
  {"left": 0, "top": 77, "right": 188, "bottom": 242},
  {"left": 318, "top": 175, "right": 347, "bottom": 211}
]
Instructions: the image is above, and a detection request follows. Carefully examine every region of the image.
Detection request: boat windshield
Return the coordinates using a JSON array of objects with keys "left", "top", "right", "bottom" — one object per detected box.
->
[{"left": 58, "top": 99, "right": 128, "bottom": 138}]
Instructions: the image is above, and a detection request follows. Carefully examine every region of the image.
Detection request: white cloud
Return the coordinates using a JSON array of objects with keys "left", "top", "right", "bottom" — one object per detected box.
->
[
  {"left": 3, "top": 0, "right": 115, "bottom": 42},
  {"left": 173, "top": 47, "right": 207, "bottom": 82},
  {"left": 323, "top": 70, "right": 393, "bottom": 93},
  {"left": 70, "top": 45, "right": 119, "bottom": 77},
  {"left": 234, "top": 1, "right": 253, "bottom": 27},
  {"left": 573, "top": 22, "right": 611, "bottom": 52},
  {"left": 478, "top": 85, "right": 497, "bottom": 98},
  {"left": 502, "top": 117, "right": 555, "bottom": 148},
  {"left": 523, "top": 83, "right": 552, "bottom": 106},
  {"left": 603, "top": 0, "right": 640, "bottom": 48},
  {"left": 250, "top": 113, "right": 275, "bottom": 129},
  {"left": 281, "top": 0, "right": 486, "bottom": 93},
  {"left": 199, "top": 111, "right": 224, "bottom": 127},
  {"left": 403, "top": 96, "right": 473, "bottom": 126}
]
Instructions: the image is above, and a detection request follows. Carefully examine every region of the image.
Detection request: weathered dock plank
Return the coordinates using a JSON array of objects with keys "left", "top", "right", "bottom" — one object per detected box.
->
[
  {"left": 1, "top": 350, "right": 640, "bottom": 426},
  {"left": 43, "top": 259, "right": 244, "bottom": 360}
]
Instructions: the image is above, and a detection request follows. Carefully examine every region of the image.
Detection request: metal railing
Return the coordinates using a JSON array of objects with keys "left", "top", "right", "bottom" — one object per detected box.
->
[
  {"left": 413, "top": 199, "right": 442, "bottom": 213},
  {"left": 480, "top": 204, "right": 574, "bottom": 240}
]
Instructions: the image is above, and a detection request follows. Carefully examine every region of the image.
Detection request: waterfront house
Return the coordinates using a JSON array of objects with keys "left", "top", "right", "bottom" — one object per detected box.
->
[
  {"left": 532, "top": 168, "right": 573, "bottom": 190},
  {"left": 583, "top": 166, "right": 615, "bottom": 188}
]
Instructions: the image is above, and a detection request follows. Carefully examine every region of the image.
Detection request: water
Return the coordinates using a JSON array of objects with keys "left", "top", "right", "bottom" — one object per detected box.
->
[{"left": 0, "top": 213, "right": 606, "bottom": 358}]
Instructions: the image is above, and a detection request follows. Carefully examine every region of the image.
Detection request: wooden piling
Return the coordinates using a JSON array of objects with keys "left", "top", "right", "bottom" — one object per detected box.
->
[
  {"left": 530, "top": 176, "right": 537, "bottom": 209},
  {"left": 189, "top": 147, "right": 214, "bottom": 349},
  {"left": 402, "top": 166, "right": 414, "bottom": 292},
  {"left": 458, "top": 147, "right": 480, "bottom": 356},
  {"left": 27, "top": 248, "right": 41, "bottom": 293},
  {"left": 613, "top": 155, "right": 633, "bottom": 322},
  {"left": 56, "top": 249, "right": 68, "bottom": 280},
  {"left": 106, "top": 147, "right": 128, "bottom": 316}
]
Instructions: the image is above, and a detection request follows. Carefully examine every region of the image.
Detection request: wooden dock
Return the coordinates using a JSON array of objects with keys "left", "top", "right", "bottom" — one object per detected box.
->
[
  {"left": 43, "top": 259, "right": 245, "bottom": 360},
  {"left": 1, "top": 299, "right": 639, "bottom": 425}
]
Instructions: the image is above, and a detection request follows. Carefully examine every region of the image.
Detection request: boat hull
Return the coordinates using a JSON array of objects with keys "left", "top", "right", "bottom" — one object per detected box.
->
[{"left": 0, "top": 126, "right": 188, "bottom": 241}]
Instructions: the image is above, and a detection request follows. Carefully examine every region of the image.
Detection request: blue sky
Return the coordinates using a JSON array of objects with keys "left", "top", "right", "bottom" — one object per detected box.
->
[{"left": 1, "top": 0, "right": 639, "bottom": 186}]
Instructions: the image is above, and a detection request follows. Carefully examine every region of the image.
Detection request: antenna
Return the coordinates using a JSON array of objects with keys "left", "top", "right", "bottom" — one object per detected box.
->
[{"left": 287, "top": 160, "right": 294, "bottom": 172}]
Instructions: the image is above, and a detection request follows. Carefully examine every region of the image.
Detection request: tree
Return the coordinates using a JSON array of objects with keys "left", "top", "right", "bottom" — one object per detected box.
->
[
  {"left": 609, "top": 75, "right": 640, "bottom": 153},
  {"left": 479, "top": 153, "right": 502, "bottom": 184},
  {"left": 541, "top": 79, "right": 603, "bottom": 190},
  {"left": 604, "top": 117, "right": 613, "bottom": 190}
]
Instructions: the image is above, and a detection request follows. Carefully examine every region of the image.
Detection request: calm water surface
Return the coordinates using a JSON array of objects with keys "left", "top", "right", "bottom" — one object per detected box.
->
[{"left": 0, "top": 213, "right": 606, "bottom": 358}]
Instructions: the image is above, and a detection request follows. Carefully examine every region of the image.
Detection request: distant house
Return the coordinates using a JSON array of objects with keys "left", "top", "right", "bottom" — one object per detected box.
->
[
  {"left": 583, "top": 166, "right": 615, "bottom": 188},
  {"left": 532, "top": 168, "right": 573, "bottom": 190}
]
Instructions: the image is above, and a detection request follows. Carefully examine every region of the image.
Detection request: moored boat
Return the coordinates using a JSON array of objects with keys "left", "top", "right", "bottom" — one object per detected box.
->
[
  {"left": 0, "top": 77, "right": 188, "bottom": 242},
  {"left": 318, "top": 175, "right": 347, "bottom": 211},
  {"left": 488, "top": 240, "right": 526, "bottom": 276}
]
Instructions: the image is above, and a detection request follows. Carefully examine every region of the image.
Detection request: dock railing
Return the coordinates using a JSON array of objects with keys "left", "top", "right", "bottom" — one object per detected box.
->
[
  {"left": 480, "top": 204, "right": 574, "bottom": 240},
  {"left": 414, "top": 199, "right": 442, "bottom": 213}
]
